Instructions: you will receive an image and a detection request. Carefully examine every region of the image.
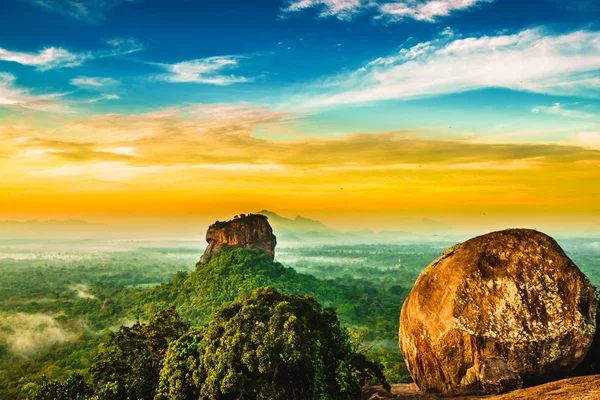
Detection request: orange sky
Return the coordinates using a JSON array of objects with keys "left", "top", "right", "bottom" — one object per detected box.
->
[{"left": 1, "top": 105, "right": 599, "bottom": 234}]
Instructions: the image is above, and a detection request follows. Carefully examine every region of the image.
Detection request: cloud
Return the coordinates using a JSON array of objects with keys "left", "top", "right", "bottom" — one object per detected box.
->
[
  {"left": 156, "top": 56, "right": 252, "bottom": 85},
  {"left": 532, "top": 103, "right": 596, "bottom": 119},
  {"left": 281, "top": 0, "right": 493, "bottom": 22},
  {"left": 0, "top": 313, "right": 78, "bottom": 355},
  {"left": 295, "top": 28, "right": 600, "bottom": 108},
  {"left": 0, "top": 73, "right": 69, "bottom": 112},
  {"left": 5, "top": 104, "right": 600, "bottom": 172},
  {"left": 70, "top": 77, "right": 121, "bottom": 104},
  {"left": 71, "top": 77, "right": 119, "bottom": 88},
  {"left": 26, "top": 0, "right": 134, "bottom": 23},
  {"left": 0, "top": 47, "right": 90, "bottom": 71},
  {"left": 2, "top": 104, "right": 599, "bottom": 219},
  {"left": 69, "top": 283, "right": 96, "bottom": 299},
  {"left": 102, "top": 37, "right": 144, "bottom": 56},
  {"left": 82, "top": 93, "right": 120, "bottom": 103},
  {"left": 0, "top": 38, "right": 142, "bottom": 71},
  {"left": 377, "top": 0, "right": 493, "bottom": 22},
  {"left": 574, "top": 132, "right": 600, "bottom": 149},
  {"left": 282, "top": 0, "right": 367, "bottom": 21}
]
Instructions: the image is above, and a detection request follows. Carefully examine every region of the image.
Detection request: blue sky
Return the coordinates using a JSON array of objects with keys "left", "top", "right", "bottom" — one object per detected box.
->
[
  {"left": 1, "top": 0, "right": 600, "bottom": 231},
  {"left": 1, "top": 0, "right": 599, "bottom": 138}
]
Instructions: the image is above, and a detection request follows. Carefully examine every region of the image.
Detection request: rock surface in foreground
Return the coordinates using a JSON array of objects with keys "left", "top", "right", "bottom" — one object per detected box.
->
[
  {"left": 199, "top": 214, "right": 277, "bottom": 264},
  {"left": 362, "top": 374, "right": 600, "bottom": 399},
  {"left": 399, "top": 229, "right": 596, "bottom": 394}
]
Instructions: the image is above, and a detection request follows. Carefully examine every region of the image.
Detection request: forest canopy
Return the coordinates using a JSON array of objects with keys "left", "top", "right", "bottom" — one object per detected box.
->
[{"left": 31, "top": 288, "right": 384, "bottom": 400}]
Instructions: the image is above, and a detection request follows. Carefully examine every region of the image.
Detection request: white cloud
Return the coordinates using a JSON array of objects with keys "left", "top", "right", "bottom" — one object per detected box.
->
[
  {"left": 377, "top": 0, "right": 493, "bottom": 22},
  {"left": 82, "top": 94, "right": 120, "bottom": 103},
  {"left": 27, "top": 0, "right": 132, "bottom": 23},
  {"left": 0, "top": 38, "right": 142, "bottom": 71},
  {"left": 283, "top": 0, "right": 367, "bottom": 20},
  {"left": 532, "top": 103, "right": 596, "bottom": 119},
  {"left": 282, "top": 0, "right": 492, "bottom": 22},
  {"left": 71, "top": 76, "right": 119, "bottom": 88},
  {"left": 0, "top": 47, "right": 90, "bottom": 71},
  {"left": 0, "top": 73, "right": 69, "bottom": 112},
  {"left": 296, "top": 28, "right": 600, "bottom": 108},
  {"left": 157, "top": 56, "right": 252, "bottom": 85},
  {"left": 103, "top": 38, "right": 144, "bottom": 56}
]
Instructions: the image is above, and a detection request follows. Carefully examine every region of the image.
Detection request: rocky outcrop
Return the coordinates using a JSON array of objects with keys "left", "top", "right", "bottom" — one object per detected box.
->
[
  {"left": 362, "top": 375, "right": 600, "bottom": 399},
  {"left": 399, "top": 229, "right": 596, "bottom": 394},
  {"left": 199, "top": 214, "right": 277, "bottom": 264}
]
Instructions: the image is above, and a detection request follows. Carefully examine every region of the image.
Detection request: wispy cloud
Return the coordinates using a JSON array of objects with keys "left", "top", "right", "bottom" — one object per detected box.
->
[
  {"left": 294, "top": 28, "right": 600, "bottom": 109},
  {"left": 281, "top": 0, "right": 493, "bottom": 22},
  {"left": 0, "top": 313, "right": 78, "bottom": 356},
  {"left": 0, "top": 38, "right": 142, "bottom": 71},
  {"left": 282, "top": 0, "right": 367, "bottom": 21},
  {"left": 0, "top": 73, "right": 69, "bottom": 112},
  {"left": 81, "top": 93, "right": 120, "bottom": 103},
  {"left": 70, "top": 76, "right": 119, "bottom": 88},
  {"left": 27, "top": 0, "right": 135, "bottom": 23},
  {"left": 532, "top": 103, "right": 596, "bottom": 119},
  {"left": 155, "top": 56, "right": 252, "bottom": 85},
  {"left": 0, "top": 47, "right": 90, "bottom": 71},
  {"left": 102, "top": 38, "right": 144, "bottom": 57},
  {"left": 2, "top": 104, "right": 598, "bottom": 217},
  {"left": 5, "top": 104, "right": 599, "bottom": 170},
  {"left": 377, "top": 0, "right": 493, "bottom": 22}
]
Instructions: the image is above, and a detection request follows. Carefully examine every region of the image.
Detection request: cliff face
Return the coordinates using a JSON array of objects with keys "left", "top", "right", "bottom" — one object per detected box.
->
[
  {"left": 399, "top": 229, "right": 596, "bottom": 394},
  {"left": 199, "top": 214, "right": 277, "bottom": 264}
]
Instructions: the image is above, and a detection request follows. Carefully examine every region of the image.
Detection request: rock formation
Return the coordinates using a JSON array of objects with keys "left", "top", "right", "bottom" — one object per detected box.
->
[
  {"left": 399, "top": 229, "right": 596, "bottom": 394},
  {"left": 199, "top": 214, "right": 277, "bottom": 264},
  {"left": 362, "top": 374, "right": 600, "bottom": 399}
]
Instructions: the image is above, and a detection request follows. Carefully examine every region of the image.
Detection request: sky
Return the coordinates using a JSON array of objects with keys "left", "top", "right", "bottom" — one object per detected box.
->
[{"left": 0, "top": 0, "right": 599, "bottom": 234}]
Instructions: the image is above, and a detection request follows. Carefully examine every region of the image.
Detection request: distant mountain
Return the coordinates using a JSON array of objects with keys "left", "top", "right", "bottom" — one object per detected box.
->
[
  {"left": 255, "top": 210, "right": 346, "bottom": 243},
  {"left": 256, "top": 210, "right": 338, "bottom": 235},
  {"left": 255, "top": 210, "right": 450, "bottom": 243}
]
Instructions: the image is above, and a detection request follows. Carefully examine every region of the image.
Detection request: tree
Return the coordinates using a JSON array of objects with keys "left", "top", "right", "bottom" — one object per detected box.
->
[
  {"left": 89, "top": 305, "right": 189, "bottom": 400},
  {"left": 28, "top": 373, "right": 91, "bottom": 400},
  {"left": 155, "top": 287, "right": 385, "bottom": 400}
]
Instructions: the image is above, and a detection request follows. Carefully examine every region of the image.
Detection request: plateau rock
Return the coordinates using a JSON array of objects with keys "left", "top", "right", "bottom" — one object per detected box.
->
[
  {"left": 200, "top": 214, "right": 277, "bottom": 264},
  {"left": 399, "top": 229, "right": 596, "bottom": 394}
]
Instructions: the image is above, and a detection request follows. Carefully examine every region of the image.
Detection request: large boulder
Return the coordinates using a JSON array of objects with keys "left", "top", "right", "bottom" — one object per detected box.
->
[
  {"left": 399, "top": 229, "right": 596, "bottom": 394},
  {"left": 199, "top": 214, "right": 277, "bottom": 264}
]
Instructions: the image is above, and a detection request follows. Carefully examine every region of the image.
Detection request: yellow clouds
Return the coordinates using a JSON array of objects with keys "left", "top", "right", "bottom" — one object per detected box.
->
[{"left": 1, "top": 103, "right": 599, "bottom": 220}]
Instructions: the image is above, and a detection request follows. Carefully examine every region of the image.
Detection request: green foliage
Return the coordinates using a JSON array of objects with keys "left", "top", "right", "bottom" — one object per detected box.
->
[
  {"left": 0, "top": 241, "right": 435, "bottom": 397},
  {"left": 28, "top": 373, "right": 91, "bottom": 400},
  {"left": 89, "top": 305, "right": 189, "bottom": 400},
  {"left": 156, "top": 287, "right": 384, "bottom": 400},
  {"left": 0, "top": 341, "right": 7, "bottom": 359},
  {"left": 124, "top": 247, "right": 412, "bottom": 384}
]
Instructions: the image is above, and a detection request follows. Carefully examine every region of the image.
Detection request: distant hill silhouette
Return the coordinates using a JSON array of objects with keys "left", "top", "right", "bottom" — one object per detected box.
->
[{"left": 255, "top": 210, "right": 452, "bottom": 243}]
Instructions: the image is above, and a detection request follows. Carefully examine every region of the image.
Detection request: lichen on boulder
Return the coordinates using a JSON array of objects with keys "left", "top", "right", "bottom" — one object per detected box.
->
[{"left": 399, "top": 229, "right": 597, "bottom": 394}]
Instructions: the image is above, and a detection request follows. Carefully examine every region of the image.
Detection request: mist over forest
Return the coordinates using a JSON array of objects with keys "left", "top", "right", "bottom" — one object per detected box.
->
[{"left": 0, "top": 213, "right": 598, "bottom": 398}]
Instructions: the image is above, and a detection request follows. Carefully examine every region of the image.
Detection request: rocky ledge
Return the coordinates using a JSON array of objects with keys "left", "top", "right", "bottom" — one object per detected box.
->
[{"left": 363, "top": 375, "right": 600, "bottom": 399}]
